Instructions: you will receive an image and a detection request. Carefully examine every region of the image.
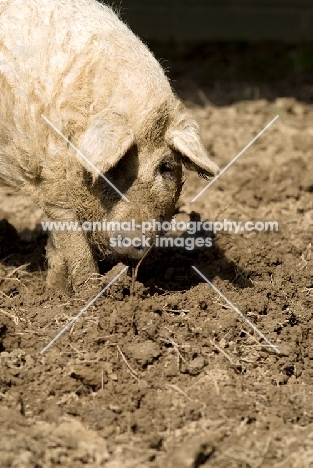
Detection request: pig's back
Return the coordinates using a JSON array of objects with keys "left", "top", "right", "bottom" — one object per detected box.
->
[
  {"left": 0, "top": 0, "right": 170, "bottom": 108},
  {"left": 0, "top": 0, "right": 173, "bottom": 187}
]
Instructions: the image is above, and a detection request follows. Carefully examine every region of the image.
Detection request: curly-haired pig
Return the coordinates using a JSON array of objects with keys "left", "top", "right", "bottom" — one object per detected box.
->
[{"left": 0, "top": 0, "right": 219, "bottom": 291}]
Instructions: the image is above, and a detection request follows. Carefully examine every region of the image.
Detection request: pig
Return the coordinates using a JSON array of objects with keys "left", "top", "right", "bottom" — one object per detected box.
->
[{"left": 0, "top": 0, "right": 219, "bottom": 292}]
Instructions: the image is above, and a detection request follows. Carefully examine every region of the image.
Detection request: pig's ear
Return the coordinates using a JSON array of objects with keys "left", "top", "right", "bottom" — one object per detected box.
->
[
  {"left": 166, "top": 116, "right": 219, "bottom": 179},
  {"left": 78, "top": 110, "right": 134, "bottom": 179}
]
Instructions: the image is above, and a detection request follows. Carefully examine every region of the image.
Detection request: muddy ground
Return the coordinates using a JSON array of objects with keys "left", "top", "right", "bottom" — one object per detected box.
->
[{"left": 0, "top": 43, "right": 313, "bottom": 467}]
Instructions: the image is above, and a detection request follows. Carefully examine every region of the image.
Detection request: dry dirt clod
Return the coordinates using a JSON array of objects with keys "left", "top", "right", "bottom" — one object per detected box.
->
[
  {"left": 69, "top": 364, "right": 108, "bottom": 391},
  {"left": 165, "top": 436, "right": 215, "bottom": 468},
  {"left": 123, "top": 340, "right": 161, "bottom": 368}
]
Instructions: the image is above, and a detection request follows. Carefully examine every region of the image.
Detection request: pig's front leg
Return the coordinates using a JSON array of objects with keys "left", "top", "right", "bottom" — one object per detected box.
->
[
  {"left": 46, "top": 234, "right": 69, "bottom": 292},
  {"left": 48, "top": 230, "right": 98, "bottom": 291},
  {"left": 44, "top": 205, "right": 99, "bottom": 292},
  {"left": 48, "top": 231, "right": 99, "bottom": 291}
]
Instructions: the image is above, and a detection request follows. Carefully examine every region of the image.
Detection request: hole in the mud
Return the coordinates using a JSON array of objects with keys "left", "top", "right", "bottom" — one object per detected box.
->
[
  {"left": 152, "top": 308, "right": 162, "bottom": 316},
  {"left": 10, "top": 289, "right": 19, "bottom": 298},
  {"left": 148, "top": 436, "right": 163, "bottom": 450},
  {"left": 259, "top": 309, "right": 268, "bottom": 316},
  {"left": 194, "top": 448, "right": 215, "bottom": 467},
  {"left": 246, "top": 416, "right": 256, "bottom": 424},
  {"left": 283, "top": 365, "right": 295, "bottom": 377},
  {"left": 132, "top": 322, "right": 139, "bottom": 335},
  {"left": 0, "top": 325, "right": 7, "bottom": 352},
  {"left": 274, "top": 325, "right": 283, "bottom": 334},
  {"left": 287, "top": 313, "right": 299, "bottom": 326},
  {"left": 131, "top": 423, "right": 138, "bottom": 434},
  {"left": 163, "top": 342, "right": 173, "bottom": 349}
]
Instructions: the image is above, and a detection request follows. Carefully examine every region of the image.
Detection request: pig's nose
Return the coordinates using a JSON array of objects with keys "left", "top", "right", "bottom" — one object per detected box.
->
[
  {"left": 111, "top": 231, "right": 151, "bottom": 260},
  {"left": 120, "top": 234, "right": 144, "bottom": 251}
]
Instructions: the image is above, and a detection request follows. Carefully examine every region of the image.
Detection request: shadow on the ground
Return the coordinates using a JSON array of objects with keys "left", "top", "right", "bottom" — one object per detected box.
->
[
  {"left": 134, "top": 240, "right": 253, "bottom": 293},
  {"left": 0, "top": 217, "right": 252, "bottom": 295},
  {"left": 0, "top": 219, "right": 47, "bottom": 272}
]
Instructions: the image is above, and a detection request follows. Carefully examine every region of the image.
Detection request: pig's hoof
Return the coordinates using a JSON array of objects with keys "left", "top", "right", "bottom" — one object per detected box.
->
[{"left": 46, "top": 270, "right": 72, "bottom": 295}]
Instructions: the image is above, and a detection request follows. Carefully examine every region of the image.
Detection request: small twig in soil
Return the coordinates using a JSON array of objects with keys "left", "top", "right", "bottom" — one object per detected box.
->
[
  {"left": 240, "top": 358, "right": 258, "bottom": 364},
  {"left": 83, "top": 273, "right": 105, "bottom": 286},
  {"left": 166, "top": 383, "right": 192, "bottom": 401},
  {"left": 69, "top": 343, "right": 84, "bottom": 355},
  {"left": 0, "top": 309, "right": 19, "bottom": 324},
  {"left": 211, "top": 299, "right": 233, "bottom": 311},
  {"left": 55, "top": 313, "right": 71, "bottom": 327},
  {"left": 0, "top": 291, "right": 12, "bottom": 299},
  {"left": 208, "top": 340, "right": 247, "bottom": 372},
  {"left": 57, "top": 387, "right": 82, "bottom": 405},
  {"left": 297, "top": 242, "right": 311, "bottom": 270},
  {"left": 187, "top": 375, "right": 207, "bottom": 391},
  {"left": 240, "top": 328, "right": 261, "bottom": 345},
  {"left": 164, "top": 308, "right": 190, "bottom": 314},
  {"left": 114, "top": 343, "right": 140, "bottom": 383},
  {"left": 6, "top": 264, "right": 30, "bottom": 278},
  {"left": 233, "top": 268, "right": 251, "bottom": 286},
  {"left": 161, "top": 336, "right": 196, "bottom": 369},
  {"left": 205, "top": 370, "right": 220, "bottom": 395},
  {"left": 130, "top": 242, "right": 154, "bottom": 296},
  {"left": 0, "top": 276, "right": 27, "bottom": 284},
  {"left": 302, "top": 287, "right": 313, "bottom": 296},
  {"left": 209, "top": 339, "right": 234, "bottom": 365},
  {"left": 166, "top": 383, "right": 207, "bottom": 411},
  {"left": 15, "top": 331, "right": 41, "bottom": 336}
]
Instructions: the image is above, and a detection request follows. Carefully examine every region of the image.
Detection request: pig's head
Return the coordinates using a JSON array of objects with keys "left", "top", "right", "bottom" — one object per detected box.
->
[{"left": 74, "top": 100, "right": 219, "bottom": 263}]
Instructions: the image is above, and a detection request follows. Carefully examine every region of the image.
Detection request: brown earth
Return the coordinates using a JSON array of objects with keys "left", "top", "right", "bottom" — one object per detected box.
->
[{"left": 0, "top": 44, "right": 313, "bottom": 467}]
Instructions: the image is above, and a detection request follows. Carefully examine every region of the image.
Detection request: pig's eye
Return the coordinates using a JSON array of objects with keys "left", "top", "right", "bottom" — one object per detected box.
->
[{"left": 159, "top": 160, "right": 174, "bottom": 177}]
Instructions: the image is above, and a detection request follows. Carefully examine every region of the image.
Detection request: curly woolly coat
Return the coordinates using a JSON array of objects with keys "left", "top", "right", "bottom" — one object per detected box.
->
[{"left": 0, "top": 0, "right": 219, "bottom": 291}]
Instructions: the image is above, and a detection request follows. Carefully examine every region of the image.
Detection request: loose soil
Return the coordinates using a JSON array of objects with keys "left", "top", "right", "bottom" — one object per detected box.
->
[{"left": 0, "top": 43, "right": 312, "bottom": 467}]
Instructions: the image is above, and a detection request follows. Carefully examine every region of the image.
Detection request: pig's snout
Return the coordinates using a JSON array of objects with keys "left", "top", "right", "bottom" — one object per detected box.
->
[{"left": 110, "top": 230, "right": 153, "bottom": 261}]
